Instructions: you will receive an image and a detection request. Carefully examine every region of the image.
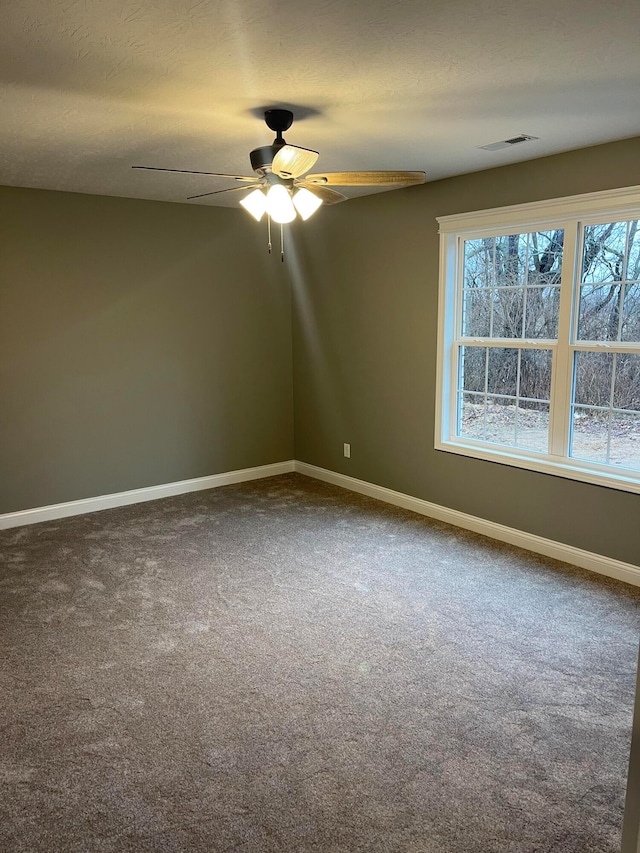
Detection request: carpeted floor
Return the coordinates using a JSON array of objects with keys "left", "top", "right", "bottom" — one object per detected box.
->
[{"left": 1, "top": 473, "right": 638, "bottom": 852}]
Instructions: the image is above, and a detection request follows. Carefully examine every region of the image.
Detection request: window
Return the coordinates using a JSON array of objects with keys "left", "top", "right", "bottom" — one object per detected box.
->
[{"left": 436, "top": 186, "right": 640, "bottom": 494}]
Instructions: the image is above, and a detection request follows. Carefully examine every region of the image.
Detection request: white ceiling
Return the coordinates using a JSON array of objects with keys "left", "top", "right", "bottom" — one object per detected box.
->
[{"left": 3, "top": 0, "right": 640, "bottom": 207}]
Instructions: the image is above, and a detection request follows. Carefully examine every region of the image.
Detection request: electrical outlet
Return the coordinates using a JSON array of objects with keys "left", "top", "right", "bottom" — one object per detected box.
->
[{"left": 343, "top": 443, "right": 351, "bottom": 458}]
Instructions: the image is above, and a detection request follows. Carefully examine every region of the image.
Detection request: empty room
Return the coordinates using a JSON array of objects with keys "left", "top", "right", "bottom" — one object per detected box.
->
[{"left": 1, "top": 1, "right": 640, "bottom": 851}]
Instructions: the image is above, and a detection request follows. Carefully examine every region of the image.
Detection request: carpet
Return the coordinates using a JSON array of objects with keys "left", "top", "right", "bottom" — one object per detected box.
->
[{"left": 1, "top": 473, "right": 638, "bottom": 852}]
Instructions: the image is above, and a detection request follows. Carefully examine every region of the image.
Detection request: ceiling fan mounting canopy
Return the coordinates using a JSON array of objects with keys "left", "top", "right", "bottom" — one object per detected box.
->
[{"left": 264, "top": 109, "right": 293, "bottom": 137}]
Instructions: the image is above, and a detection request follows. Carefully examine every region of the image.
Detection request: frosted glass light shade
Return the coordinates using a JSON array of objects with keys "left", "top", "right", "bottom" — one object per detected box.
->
[
  {"left": 266, "top": 185, "right": 296, "bottom": 224},
  {"left": 239, "top": 189, "right": 267, "bottom": 221},
  {"left": 293, "top": 187, "right": 323, "bottom": 220}
]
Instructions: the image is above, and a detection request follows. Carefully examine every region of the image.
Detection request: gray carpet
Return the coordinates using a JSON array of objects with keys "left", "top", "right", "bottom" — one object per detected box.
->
[{"left": 1, "top": 473, "right": 638, "bottom": 853}]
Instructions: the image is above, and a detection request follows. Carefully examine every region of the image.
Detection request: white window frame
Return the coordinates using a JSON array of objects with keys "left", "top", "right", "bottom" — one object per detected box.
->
[{"left": 435, "top": 185, "right": 640, "bottom": 495}]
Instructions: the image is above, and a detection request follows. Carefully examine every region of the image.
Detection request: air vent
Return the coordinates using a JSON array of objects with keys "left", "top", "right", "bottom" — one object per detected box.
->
[{"left": 479, "top": 134, "right": 539, "bottom": 151}]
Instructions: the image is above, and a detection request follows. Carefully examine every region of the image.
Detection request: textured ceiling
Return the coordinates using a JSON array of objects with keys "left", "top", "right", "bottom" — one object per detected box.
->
[{"left": 2, "top": 0, "right": 640, "bottom": 207}]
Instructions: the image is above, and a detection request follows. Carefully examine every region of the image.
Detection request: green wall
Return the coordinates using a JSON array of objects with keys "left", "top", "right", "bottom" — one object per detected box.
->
[
  {"left": 291, "top": 137, "right": 640, "bottom": 566},
  {"left": 2, "top": 139, "right": 639, "bottom": 566},
  {"left": 0, "top": 186, "right": 293, "bottom": 514}
]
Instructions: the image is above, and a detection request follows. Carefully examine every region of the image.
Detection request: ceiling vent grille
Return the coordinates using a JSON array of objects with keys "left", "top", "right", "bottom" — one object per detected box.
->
[{"left": 479, "top": 134, "right": 539, "bottom": 151}]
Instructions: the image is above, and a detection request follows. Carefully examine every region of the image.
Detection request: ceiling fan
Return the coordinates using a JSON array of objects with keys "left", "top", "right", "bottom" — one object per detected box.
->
[{"left": 133, "top": 109, "right": 425, "bottom": 257}]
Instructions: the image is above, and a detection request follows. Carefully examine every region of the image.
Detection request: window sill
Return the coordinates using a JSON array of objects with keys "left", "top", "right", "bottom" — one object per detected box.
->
[{"left": 435, "top": 438, "right": 640, "bottom": 495}]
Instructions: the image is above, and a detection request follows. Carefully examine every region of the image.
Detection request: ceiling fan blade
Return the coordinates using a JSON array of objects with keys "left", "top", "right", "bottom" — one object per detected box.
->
[
  {"left": 304, "top": 171, "right": 426, "bottom": 187},
  {"left": 187, "top": 184, "right": 262, "bottom": 200},
  {"left": 296, "top": 183, "right": 348, "bottom": 205},
  {"left": 271, "top": 145, "right": 319, "bottom": 179},
  {"left": 133, "top": 166, "right": 256, "bottom": 181}
]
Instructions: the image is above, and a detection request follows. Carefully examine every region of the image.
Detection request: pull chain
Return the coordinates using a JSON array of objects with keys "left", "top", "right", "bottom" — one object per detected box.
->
[{"left": 264, "top": 217, "right": 286, "bottom": 262}]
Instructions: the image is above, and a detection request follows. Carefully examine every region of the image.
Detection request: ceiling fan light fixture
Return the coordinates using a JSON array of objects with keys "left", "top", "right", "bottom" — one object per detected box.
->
[
  {"left": 239, "top": 188, "right": 267, "bottom": 221},
  {"left": 266, "top": 184, "right": 296, "bottom": 224},
  {"left": 293, "top": 187, "right": 323, "bottom": 220}
]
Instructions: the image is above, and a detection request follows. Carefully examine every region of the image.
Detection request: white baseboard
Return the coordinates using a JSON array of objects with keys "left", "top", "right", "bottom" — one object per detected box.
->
[
  {"left": 3, "top": 458, "right": 638, "bottom": 589},
  {"left": 0, "top": 461, "right": 296, "bottom": 530},
  {"left": 294, "top": 461, "right": 640, "bottom": 588}
]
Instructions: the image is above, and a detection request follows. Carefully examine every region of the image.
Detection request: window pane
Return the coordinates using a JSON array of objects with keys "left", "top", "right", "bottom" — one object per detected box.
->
[
  {"left": 519, "top": 349, "right": 552, "bottom": 401},
  {"left": 463, "top": 239, "right": 493, "bottom": 288},
  {"left": 571, "top": 409, "right": 640, "bottom": 470},
  {"left": 609, "top": 413, "right": 640, "bottom": 470},
  {"left": 582, "top": 221, "right": 628, "bottom": 283},
  {"left": 524, "top": 286, "right": 560, "bottom": 339},
  {"left": 613, "top": 353, "right": 640, "bottom": 410},
  {"left": 494, "top": 234, "right": 527, "bottom": 287},
  {"left": 462, "top": 290, "right": 491, "bottom": 337},
  {"left": 628, "top": 226, "right": 640, "bottom": 282},
  {"left": 526, "top": 230, "right": 564, "bottom": 286},
  {"left": 579, "top": 220, "right": 640, "bottom": 342},
  {"left": 492, "top": 288, "right": 524, "bottom": 338},
  {"left": 485, "top": 402, "right": 516, "bottom": 446},
  {"left": 621, "top": 284, "right": 640, "bottom": 342},
  {"left": 571, "top": 408, "right": 610, "bottom": 465},
  {"left": 516, "top": 403, "right": 550, "bottom": 453},
  {"left": 460, "top": 346, "right": 486, "bottom": 392},
  {"left": 573, "top": 352, "right": 613, "bottom": 407},
  {"left": 459, "top": 392, "right": 486, "bottom": 440},
  {"left": 577, "top": 283, "right": 624, "bottom": 341},
  {"left": 488, "top": 348, "right": 518, "bottom": 396}
]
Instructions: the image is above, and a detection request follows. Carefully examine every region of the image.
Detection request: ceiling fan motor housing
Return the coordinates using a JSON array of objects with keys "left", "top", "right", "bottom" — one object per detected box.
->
[{"left": 250, "top": 144, "right": 285, "bottom": 174}]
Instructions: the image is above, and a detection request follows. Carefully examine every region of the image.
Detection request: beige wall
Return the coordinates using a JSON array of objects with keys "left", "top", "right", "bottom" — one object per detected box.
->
[
  {"left": 0, "top": 186, "right": 294, "bottom": 514},
  {"left": 291, "top": 137, "right": 640, "bottom": 566}
]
